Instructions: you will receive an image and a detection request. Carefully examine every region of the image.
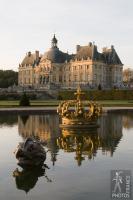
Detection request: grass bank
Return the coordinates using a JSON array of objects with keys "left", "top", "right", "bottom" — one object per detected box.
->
[{"left": 0, "top": 100, "right": 133, "bottom": 108}]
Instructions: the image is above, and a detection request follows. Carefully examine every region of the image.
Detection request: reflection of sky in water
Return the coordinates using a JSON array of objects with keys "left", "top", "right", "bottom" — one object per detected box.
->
[{"left": 0, "top": 113, "right": 133, "bottom": 200}]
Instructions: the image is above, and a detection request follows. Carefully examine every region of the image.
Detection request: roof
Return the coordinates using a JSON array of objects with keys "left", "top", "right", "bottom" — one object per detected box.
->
[
  {"left": 21, "top": 52, "right": 41, "bottom": 67},
  {"left": 42, "top": 47, "right": 72, "bottom": 63},
  {"left": 102, "top": 46, "right": 122, "bottom": 65},
  {"left": 75, "top": 44, "right": 103, "bottom": 61},
  {"left": 20, "top": 37, "right": 122, "bottom": 66},
  {"left": 74, "top": 44, "right": 122, "bottom": 65}
]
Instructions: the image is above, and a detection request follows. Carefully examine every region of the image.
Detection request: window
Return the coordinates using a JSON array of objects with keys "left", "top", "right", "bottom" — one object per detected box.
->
[
  {"left": 74, "top": 75, "right": 77, "bottom": 81},
  {"left": 74, "top": 66, "right": 77, "bottom": 70},
  {"left": 59, "top": 76, "right": 62, "bottom": 82},
  {"left": 87, "top": 65, "right": 89, "bottom": 69},
  {"left": 53, "top": 76, "right": 56, "bottom": 82},
  {"left": 69, "top": 75, "right": 71, "bottom": 82},
  {"left": 94, "top": 74, "right": 97, "bottom": 80},
  {"left": 80, "top": 73, "right": 83, "bottom": 81}
]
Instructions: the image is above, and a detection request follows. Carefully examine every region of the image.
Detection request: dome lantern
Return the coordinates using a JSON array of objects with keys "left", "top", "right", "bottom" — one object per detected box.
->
[{"left": 51, "top": 34, "right": 58, "bottom": 48}]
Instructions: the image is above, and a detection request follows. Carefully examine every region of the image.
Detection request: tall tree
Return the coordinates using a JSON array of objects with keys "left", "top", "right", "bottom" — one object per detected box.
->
[{"left": 0, "top": 70, "right": 18, "bottom": 88}]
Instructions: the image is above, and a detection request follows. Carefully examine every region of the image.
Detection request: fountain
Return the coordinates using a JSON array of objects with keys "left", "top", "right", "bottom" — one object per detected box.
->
[{"left": 57, "top": 86, "right": 102, "bottom": 129}]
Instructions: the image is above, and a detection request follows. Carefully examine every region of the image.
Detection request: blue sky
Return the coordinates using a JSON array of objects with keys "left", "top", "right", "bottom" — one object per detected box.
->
[{"left": 0, "top": 0, "right": 132, "bottom": 71}]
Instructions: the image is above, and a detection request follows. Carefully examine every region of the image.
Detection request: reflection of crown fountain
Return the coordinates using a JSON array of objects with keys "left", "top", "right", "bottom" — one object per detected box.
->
[
  {"left": 57, "top": 86, "right": 102, "bottom": 127},
  {"left": 57, "top": 129, "right": 101, "bottom": 166}
]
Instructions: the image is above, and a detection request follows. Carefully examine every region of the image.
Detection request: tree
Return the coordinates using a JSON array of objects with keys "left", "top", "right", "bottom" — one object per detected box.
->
[
  {"left": 19, "top": 93, "right": 30, "bottom": 106},
  {"left": 98, "top": 84, "right": 102, "bottom": 90},
  {"left": 0, "top": 70, "right": 18, "bottom": 88}
]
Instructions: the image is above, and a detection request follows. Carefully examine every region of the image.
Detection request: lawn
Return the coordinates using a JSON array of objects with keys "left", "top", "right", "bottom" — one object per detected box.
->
[
  {"left": 97, "top": 100, "right": 133, "bottom": 106},
  {"left": 0, "top": 100, "right": 133, "bottom": 107},
  {"left": 0, "top": 100, "right": 59, "bottom": 107}
]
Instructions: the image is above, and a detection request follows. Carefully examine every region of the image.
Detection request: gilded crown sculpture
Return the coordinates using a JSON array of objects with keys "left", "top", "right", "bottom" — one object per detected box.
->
[{"left": 57, "top": 86, "right": 102, "bottom": 128}]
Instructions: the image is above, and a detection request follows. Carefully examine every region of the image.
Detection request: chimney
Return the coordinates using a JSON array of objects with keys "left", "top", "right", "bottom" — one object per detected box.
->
[
  {"left": 89, "top": 42, "right": 92, "bottom": 47},
  {"left": 27, "top": 51, "right": 31, "bottom": 57},
  {"left": 76, "top": 45, "right": 80, "bottom": 52},
  {"left": 111, "top": 45, "right": 114, "bottom": 51},
  {"left": 35, "top": 50, "right": 39, "bottom": 60}
]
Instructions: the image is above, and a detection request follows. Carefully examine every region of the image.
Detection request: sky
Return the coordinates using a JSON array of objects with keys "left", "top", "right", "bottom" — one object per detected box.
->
[{"left": 0, "top": 0, "right": 132, "bottom": 71}]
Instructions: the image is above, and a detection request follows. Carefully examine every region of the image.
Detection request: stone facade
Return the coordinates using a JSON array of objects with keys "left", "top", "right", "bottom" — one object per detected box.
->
[
  {"left": 18, "top": 35, "right": 123, "bottom": 89},
  {"left": 123, "top": 68, "right": 133, "bottom": 83}
]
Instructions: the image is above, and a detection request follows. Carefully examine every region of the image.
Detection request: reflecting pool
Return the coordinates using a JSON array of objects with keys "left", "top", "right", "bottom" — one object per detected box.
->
[{"left": 0, "top": 112, "right": 133, "bottom": 200}]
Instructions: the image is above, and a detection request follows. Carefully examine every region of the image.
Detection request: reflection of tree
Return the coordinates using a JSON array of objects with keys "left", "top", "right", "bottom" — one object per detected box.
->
[
  {"left": 0, "top": 114, "right": 17, "bottom": 127},
  {"left": 100, "top": 133, "right": 121, "bottom": 156},
  {"left": 47, "top": 138, "right": 59, "bottom": 166},
  {"left": 20, "top": 115, "right": 29, "bottom": 126},
  {"left": 13, "top": 165, "right": 51, "bottom": 193}
]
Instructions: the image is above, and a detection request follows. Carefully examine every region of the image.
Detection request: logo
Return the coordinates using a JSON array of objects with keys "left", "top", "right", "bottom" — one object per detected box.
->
[{"left": 111, "top": 170, "right": 131, "bottom": 199}]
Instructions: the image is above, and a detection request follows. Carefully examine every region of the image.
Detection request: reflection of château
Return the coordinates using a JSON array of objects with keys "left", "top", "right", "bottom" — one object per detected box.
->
[
  {"left": 98, "top": 113, "right": 123, "bottom": 156},
  {"left": 122, "top": 114, "right": 133, "bottom": 129},
  {"left": 18, "top": 114, "right": 60, "bottom": 165},
  {"left": 18, "top": 115, "right": 60, "bottom": 140},
  {"left": 18, "top": 113, "right": 123, "bottom": 166}
]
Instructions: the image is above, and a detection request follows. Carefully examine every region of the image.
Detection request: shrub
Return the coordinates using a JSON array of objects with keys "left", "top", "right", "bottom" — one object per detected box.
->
[
  {"left": 57, "top": 95, "right": 63, "bottom": 100},
  {"left": 98, "top": 84, "right": 102, "bottom": 90},
  {"left": 19, "top": 92, "right": 30, "bottom": 106}
]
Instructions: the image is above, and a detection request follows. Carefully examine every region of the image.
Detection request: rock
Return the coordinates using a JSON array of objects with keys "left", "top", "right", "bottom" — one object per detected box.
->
[{"left": 14, "top": 138, "right": 46, "bottom": 168}]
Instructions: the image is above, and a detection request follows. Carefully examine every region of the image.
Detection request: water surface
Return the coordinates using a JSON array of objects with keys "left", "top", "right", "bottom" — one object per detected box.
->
[{"left": 0, "top": 113, "right": 133, "bottom": 200}]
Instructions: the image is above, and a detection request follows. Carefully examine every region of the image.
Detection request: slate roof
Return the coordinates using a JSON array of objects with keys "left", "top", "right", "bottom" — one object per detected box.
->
[
  {"left": 75, "top": 44, "right": 103, "bottom": 62},
  {"left": 74, "top": 44, "right": 122, "bottom": 65},
  {"left": 21, "top": 37, "right": 122, "bottom": 66},
  {"left": 42, "top": 47, "right": 71, "bottom": 63},
  {"left": 21, "top": 52, "right": 41, "bottom": 67},
  {"left": 102, "top": 47, "right": 122, "bottom": 65}
]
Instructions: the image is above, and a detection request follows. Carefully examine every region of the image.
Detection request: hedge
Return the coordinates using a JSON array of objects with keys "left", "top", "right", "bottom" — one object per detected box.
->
[
  {"left": 58, "top": 90, "right": 133, "bottom": 100},
  {"left": 0, "top": 93, "right": 37, "bottom": 100}
]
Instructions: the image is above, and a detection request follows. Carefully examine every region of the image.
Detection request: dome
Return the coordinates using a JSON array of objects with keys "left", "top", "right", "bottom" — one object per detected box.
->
[
  {"left": 42, "top": 47, "right": 68, "bottom": 63},
  {"left": 21, "top": 52, "right": 36, "bottom": 66},
  {"left": 42, "top": 35, "right": 71, "bottom": 63},
  {"left": 21, "top": 51, "right": 41, "bottom": 66}
]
